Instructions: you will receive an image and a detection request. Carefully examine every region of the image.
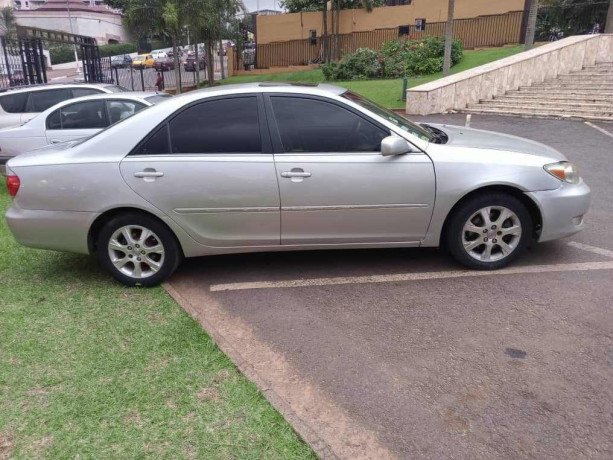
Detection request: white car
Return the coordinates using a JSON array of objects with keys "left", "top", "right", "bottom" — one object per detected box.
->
[
  {"left": 0, "top": 92, "right": 170, "bottom": 173},
  {"left": 0, "top": 83, "right": 127, "bottom": 129}
]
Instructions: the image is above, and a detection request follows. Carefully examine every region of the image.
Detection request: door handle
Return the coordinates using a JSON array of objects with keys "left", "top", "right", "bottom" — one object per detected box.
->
[
  {"left": 281, "top": 171, "right": 311, "bottom": 178},
  {"left": 134, "top": 171, "right": 164, "bottom": 178},
  {"left": 49, "top": 139, "right": 62, "bottom": 144}
]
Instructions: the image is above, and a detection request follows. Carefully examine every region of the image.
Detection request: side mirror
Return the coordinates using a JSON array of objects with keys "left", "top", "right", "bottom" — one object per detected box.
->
[{"left": 381, "top": 136, "right": 413, "bottom": 156}]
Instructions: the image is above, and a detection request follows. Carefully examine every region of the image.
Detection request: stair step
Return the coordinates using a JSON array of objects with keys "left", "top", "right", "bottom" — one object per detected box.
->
[
  {"left": 556, "top": 76, "right": 613, "bottom": 82},
  {"left": 524, "top": 84, "right": 613, "bottom": 90},
  {"left": 509, "top": 88, "right": 613, "bottom": 96},
  {"left": 466, "top": 103, "right": 613, "bottom": 116},
  {"left": 496, "top": 93, "right": 613, "bottom": 103},
  {"left": 571, "top": 70, "right": 613, "bottom": 76},
  {"left": 461, "top": 107, "right": 613, "bottom": 122},
  {"left": 481, "top": 99, "right": 613, "bottom": 110}
]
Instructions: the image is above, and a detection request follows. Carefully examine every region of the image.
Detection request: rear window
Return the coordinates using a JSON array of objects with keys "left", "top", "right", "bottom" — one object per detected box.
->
[{"left": 0, "top": 92, "right": 29, "bottom": 113}]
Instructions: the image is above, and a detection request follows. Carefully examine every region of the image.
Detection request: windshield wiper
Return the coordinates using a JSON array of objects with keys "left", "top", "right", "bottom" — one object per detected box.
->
[{"left": 420, "top": 123, "right": 449, "bottom": 144}]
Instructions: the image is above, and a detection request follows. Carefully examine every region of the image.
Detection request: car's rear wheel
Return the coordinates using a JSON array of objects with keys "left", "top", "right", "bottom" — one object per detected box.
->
[
  {"left": 445, "top": 193, "right": 532, "bottom": 270},
  {"left": 96, "top": 214, "right": 181, "bottom": 287}
]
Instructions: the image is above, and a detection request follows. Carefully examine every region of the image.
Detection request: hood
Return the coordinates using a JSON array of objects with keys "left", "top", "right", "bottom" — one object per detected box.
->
[{"left": 428, "top": 124, "right": 566, "bottom": 161}]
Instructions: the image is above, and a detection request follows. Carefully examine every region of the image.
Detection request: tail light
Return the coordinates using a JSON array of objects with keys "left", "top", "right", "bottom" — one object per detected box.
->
[{"left": 6, "top": 175, "right": 20, "bottom": 197}]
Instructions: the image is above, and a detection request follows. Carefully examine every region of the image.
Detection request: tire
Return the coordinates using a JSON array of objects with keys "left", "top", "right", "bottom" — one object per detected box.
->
[
  {"left": 445, "top": 193, "right": 532, "bottom": 270},
  {"left": 96, "top": 213, "right": 181, "bottom": 287}
]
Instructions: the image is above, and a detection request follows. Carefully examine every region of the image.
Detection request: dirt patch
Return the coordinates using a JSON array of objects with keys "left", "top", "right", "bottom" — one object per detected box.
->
[
  {"left": 196, "top": 387, "right": 220, "bottom": 403},
  {"left": 0, "top": 433, "right": 14, "bottom": 460},
  {"left": 124, "top": 410, "right": 144, "bottom": 428}
]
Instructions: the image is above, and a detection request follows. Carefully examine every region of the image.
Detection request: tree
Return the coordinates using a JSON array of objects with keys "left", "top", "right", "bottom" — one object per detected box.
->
[
  {"left": 537, "top": 0, "right": 609, "bottom": 37},
  {"left": 525, "top": 0, "right": 538, "bottom": 50},
  {"left": 442, "top": 0, "right": 455, "bottom": 76},
  {"left": 0, "top": 6, "right": 16, "bottom": 39},
  {"left": 606, "top": 0, "right": 613, "bottom": 33},
  {"left": 280, "top": 0, "right": 383, "bottom": 11}
]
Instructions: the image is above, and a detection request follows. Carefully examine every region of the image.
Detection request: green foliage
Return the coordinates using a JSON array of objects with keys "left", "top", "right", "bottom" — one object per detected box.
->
[
  {"left": 99, "top": 42, "right": 137, "bottom": 57},
  {"left": 49, "top": 45, "right": 78, "bottom": 65},
  {"left": 321, "top": 47, "right": 381, "bottom": 80},
  {"left": 380, "top": 36, "right": 463, "bottom": 78},
  {"left": 537, "top": 0, "right": 608, "bottom": 39},
  {"left": 280, "top": 0, "right": 384, "bottom": 13},
  {"left": 322, "top": 36, "right": 463, "bottom": 81}
]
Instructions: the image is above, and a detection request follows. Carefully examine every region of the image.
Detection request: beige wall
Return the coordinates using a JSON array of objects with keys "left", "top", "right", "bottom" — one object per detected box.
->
[{"left": 257, "top": 0, "right": 526, "bottom": 44}]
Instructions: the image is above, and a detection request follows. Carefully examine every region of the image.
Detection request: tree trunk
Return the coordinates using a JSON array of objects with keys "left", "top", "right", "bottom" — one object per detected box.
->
[
  {"left": 172, "top": 35, "right": 181, "bottom": 94},
  {"left": 334, "top": 0, "right": 340, "bottom": 60},
  {"left": 206, "top": 40, "right": 214, "bottom": 86},
  {"left": 605, "top": 0, "right": 613, "bottom": 33},
  {"left": 524, "top": 0, "right": 538, "bottom": 50},
  {"left": 442, "top": 0, "right": 455, "bottom": 76},
  {"left": 322, "top": 0, "right": 328, "bottom": 63},
  {"left": 219, "top": 38, "right": 225, "bottom": 79},
  {"left": 194, "top": 42, "right": 200, "bottom": 86}
]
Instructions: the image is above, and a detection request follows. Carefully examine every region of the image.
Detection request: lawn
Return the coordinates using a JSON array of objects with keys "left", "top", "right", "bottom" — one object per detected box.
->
[
  {"left": 0, "top": 186, "right": 313, "bottom": 458},
  {"left": 223, "top": 45, "right": 524, "bottom": 109}
]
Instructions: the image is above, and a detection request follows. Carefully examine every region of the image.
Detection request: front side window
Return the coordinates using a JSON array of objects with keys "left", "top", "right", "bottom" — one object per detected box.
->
[
  {"left": 270, "top": 96, "right": 388, "bottom": 153},
  {"left": 107, "top": 100, "right": 146, "bottom": 124},
  {"left": 169, "top": 97, "right": 261, "bottom": 154},
  {"left": 26, "top": 88, "right": 73, "bottom": 112},
  {"left": 47, "top": 100, "right": 109, "bottom": 130}
]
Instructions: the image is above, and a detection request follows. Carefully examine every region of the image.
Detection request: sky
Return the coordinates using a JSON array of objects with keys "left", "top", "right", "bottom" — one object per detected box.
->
[{"left": 242, "top": 0, "right": 283, "bottom": 13}]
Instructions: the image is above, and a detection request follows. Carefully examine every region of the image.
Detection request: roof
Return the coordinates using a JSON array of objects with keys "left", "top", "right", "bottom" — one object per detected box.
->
[
  {"left": 0, "top": 83, "right": 122, "bottom": 96},
  {"left": 183, "top": 82, "right": 347, "bottom": 98}
]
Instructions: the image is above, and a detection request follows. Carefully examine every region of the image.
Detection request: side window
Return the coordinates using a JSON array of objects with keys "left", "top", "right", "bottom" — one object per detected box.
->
[
  {"left": 0, "top": 92, "right": 29, "bottom": 113},
  {"left": 26, "top": 88, "right": 73, "bottom": 112},
  {"left": 270, "top": 97, "right": 388, "bottom": 153},
  {"left": 59, "top": 100, "right": 109, "bottom": 129},
  {"left": 107, "top": 100, "right": 146, "bottom": 124},
  {"left": 46, "top": 109, "right": 61, "bottom": 130},
  {"left": 169, "top": 97, "right": 261, "bottom": 153},
  {"left": 134, "top": 124, "right": 170, "bottom": 155},
  {"left": 72, "top": 88, "right": 103, "bottom": 98}
]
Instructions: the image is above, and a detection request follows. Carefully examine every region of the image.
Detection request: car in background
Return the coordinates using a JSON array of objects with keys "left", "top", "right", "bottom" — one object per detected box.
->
[
  {"left": 0, "top": 91, "right": 170, "bottom": 172},
  {"left": 111, "top": 54, "right": 133, "bottom": 69},
  {"left": 132, "top": 54, "right": 154, "bottom": 69},
  {"left": 183, "top": 52, "right": 205, "bottom": 71},
  {"left": 3, "top": 83, "right": 590, "bottom": 286},
  {"left": 153, "top": 53, "right": 175, "bottom": 71},
  {"left": 0, "top": 83, "right": 126, "bottom": 130}
]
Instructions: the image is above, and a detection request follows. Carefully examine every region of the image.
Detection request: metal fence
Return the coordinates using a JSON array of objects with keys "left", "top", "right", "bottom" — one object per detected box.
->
[
  {"left": 256, "top": 10, "right": 524, "bottom": 68},
  {"left": 102, "top": 54, "right": 228, "bottom": 92}
]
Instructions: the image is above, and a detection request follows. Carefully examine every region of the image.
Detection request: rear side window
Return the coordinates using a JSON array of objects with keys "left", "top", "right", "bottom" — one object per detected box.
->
[
  {"left": 134, "top": 124, "right": 170, "bottom": 155},
  {"left": 26, "top": 88, "right": 73, "bottom": 112},
  {"left": 0, "top": 92, "right": 29, "bottom": 113},
  {"left": 47, "top": 100, "right": 109, "bottom": 130},
  {"left": 72, "top": 88, "right": 103, "bottom": 98},
  {"left": 168, "top": 97, "right": 261, "bottom": 153}
]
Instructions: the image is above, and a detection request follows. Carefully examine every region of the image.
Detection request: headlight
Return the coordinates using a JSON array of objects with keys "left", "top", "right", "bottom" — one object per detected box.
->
[{"left": 544, "top": 161, "right": 580, "bottom": 184}]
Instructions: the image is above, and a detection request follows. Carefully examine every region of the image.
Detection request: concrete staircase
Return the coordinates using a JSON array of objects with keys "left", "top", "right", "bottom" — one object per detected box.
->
[{"left": 463, "top": 62, "right": 613, "bottom": 121}]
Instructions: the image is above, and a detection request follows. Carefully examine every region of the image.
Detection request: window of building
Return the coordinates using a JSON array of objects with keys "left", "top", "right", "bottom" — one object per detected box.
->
[{"left": 415, "top": 18, "right": 426, "bottom": 31}]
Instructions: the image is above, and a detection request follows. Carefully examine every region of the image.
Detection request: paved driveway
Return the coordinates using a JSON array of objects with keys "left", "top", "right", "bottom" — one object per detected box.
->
[{"left": 166, "top": 115, "right": 613, "bottom": 459}]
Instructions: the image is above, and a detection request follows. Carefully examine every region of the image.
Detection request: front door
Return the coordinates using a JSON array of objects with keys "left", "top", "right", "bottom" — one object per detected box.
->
[
  {"left": 120, "top": 95, "right": 280, "bottom": 248},
  {"left": 45, "top": 99, "right": 108, "bottom": 144},
  {"left": 266, "top": 95, "right": 435, "bottom": 245}
]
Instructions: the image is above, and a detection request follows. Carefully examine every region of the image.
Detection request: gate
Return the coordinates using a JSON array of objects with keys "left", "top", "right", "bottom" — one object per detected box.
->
[{"left": 0, "top": 26, "right": 108, "bottom": 90}]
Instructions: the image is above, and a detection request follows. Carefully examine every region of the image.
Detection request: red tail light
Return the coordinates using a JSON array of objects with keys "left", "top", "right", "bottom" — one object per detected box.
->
[{"left": 6, "top": 175, "right": 20, "bottom": 197}]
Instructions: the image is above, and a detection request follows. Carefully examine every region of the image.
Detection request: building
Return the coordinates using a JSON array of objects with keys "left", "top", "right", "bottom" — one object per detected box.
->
[
  {"left": 256, "top": 0, "right": 527, "bottom": 44},
  {"left": 12, "top": 0, "right": 128, "bottom": 44}
]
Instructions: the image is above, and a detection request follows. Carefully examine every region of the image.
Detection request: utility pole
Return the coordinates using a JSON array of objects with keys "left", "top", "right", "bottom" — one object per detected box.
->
[
  {"left": 524, "top": 0, "right": 538, "bottom": 50},
  {"left": 442, "top": 0, "right": 455, "bottom": 76},
  {"left": 66, "top": 0, "right": 81, "bottom": 75},
  {"left": 605, "top": 0, "right": 613, "bottom": 34}
]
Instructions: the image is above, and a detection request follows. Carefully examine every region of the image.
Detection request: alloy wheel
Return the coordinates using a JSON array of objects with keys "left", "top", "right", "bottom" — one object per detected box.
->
[
  {"left": 107, "top": 225, "right": 165, "bottom": 279},
  {"left": 461, "top": 206, "right": 522, "bottom": 262}
]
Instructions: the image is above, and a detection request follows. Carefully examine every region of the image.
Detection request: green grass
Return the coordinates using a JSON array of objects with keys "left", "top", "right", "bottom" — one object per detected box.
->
[
  {"left": 0, "top": 187, "right": 314, "bottom": 458},
  {"left": 223, "top": 45, "right": 524, "bottom": 109}
]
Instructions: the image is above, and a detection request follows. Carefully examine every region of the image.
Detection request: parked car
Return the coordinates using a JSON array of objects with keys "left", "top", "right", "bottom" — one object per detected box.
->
[
  {"left": 111, "top": 54, "right": 133, "bottom": 69},
  {"left": 0, "top": 83, "right": 126, "bottom": 135},
  {"left": 0, "top": 92, "right": 170, "bottom": 171},
  {"left": 4, "top": 83, "right": 591, "bottom": 286},
  {"left": 132, "top": 54, "right": 154, "bottom": 69},
  {"left": 183, "top": 52, "right": 205, "bottom": 71},
  {"left": 153, "top": 53, "right": 175, "bottom": 71}
]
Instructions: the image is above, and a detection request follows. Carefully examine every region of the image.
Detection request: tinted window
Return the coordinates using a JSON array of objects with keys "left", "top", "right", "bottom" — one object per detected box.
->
[
  {"left": 0, "top": 92, "right": 29, "bottom": 113},
  {"left": 169, "top": 97, "right": 261, "bottom": 153},
  {"left": 135, "top": 124, "right": 170, "bottom": 155},
  {"left": 72, "top": 88, "right": 102, "bottom": 98},
  {"left": 271, "top": 97, "right": 388, "bottom": 153},
  {"left": 107, "top": 100, "right": 146, "bottom": 124},
  {"left": 46, "top": 109, "right": 61, "bottom": 129},
  {"left": 58, "top": 100, "right": 108, "bottom": 129},
  {"left": 26, "top": 88, "right": 73, "bottom": 112}
]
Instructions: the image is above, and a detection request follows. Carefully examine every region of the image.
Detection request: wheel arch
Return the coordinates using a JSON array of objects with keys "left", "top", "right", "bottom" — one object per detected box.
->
[
  {"left": 439, "top": 185, "right": 542, "bottom": 248},
  {"left": 87, "top": 207, "right": 184, "bottom": 257}
]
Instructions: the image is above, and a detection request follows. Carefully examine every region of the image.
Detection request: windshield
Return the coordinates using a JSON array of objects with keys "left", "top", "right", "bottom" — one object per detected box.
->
[{"left": 342, "top": 91, "right": 433, "bottom": 142}]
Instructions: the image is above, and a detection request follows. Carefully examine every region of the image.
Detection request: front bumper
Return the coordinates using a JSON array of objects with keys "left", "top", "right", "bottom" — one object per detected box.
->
[
  {"left": 5, "top": 202, "right": 96, "bottom": 254},
  {"left": 526, "top": 179, "right": 591, "bottom": 242}
]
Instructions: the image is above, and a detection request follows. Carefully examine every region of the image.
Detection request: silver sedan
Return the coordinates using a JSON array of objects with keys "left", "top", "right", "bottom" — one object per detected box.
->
[{"left": 4, "top": 83, "right": 591, "bottom": 286}]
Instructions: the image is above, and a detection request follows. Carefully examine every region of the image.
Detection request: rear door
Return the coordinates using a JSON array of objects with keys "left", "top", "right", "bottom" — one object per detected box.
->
[
  {"left": 266, "top": 94, "right": 436, "bottom": 245},
  {"left": 119, "top": 94, "right": 281, "bottom": 247},
  {"left": 20, "top": 88, "right": 73, "bottom": 125},
  {"left": 45, "top": 99, "right": 109, "bottom": 144}
]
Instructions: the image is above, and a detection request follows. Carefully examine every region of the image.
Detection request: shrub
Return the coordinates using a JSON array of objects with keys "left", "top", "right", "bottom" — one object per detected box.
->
[
  {"left": 49, "top": 45, "right": 78, "bottom": 65},
  {"left": 321, "top": 48, "right": 381, "bottom": 81},
  {"left": 98, "top": 42, "right": 137, "bottom": 57},
  {"left": 380, "top": 36, "right": 463, "bottom": 78}
]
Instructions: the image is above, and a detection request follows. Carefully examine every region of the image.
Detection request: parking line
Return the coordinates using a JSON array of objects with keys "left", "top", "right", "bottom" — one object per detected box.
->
[
  {"left": 584, "top": 121, "right": 613, "bottom": 139},
  {"left": 210, "top": 261, "right": 613, "bottom": 292},
  {"left": 567, "top": 241, "right": 613, "bottom": 259}
]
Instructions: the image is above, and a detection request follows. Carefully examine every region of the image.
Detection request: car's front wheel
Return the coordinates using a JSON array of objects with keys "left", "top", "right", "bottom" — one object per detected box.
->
[
  {"left": 96, "top": 214, "right": 181, "bottom": 286},
  {"left": 445, "top": 193, "right": 532, "bottom": 270}
]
